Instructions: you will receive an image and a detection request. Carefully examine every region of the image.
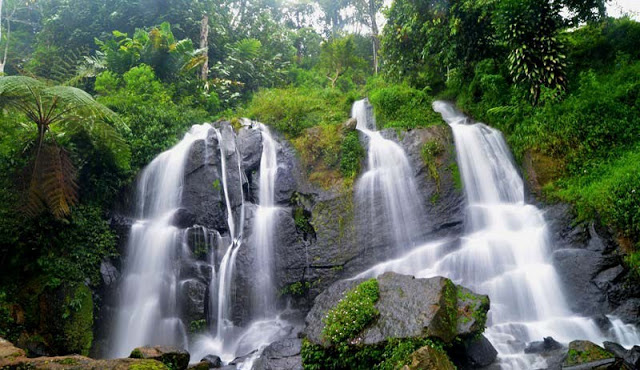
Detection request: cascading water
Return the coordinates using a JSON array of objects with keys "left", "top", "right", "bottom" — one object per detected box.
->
[
  {"left": 110, "top": 124, "right": 213, "bottom": 358},
  {"left": 353, "top": 99, "right": 425, "bottom": 251},
  {"left": 353, "top": 101, "right": 640, "bottom": 369},
  {"left": 191, "top": 122, "right": 291, "bottom": 367},
  {"left": 251, "top": 123, "right": 280, "bottom": 317}
]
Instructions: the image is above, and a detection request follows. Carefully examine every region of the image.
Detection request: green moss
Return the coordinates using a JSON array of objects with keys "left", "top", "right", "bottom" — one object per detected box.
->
[
  {"left": 565, "top": 343, "right": 613, "bottom": 366},
  {"left": 130, "top": 348, "right": 144, "bottom": 359},
  {"left": 61, "top": 284, "right": 93, "bottom": 356},
  {"left": 448, "top": 162, "right": 463, "bottom": 191},
  {"left": 421, "top": 140, "right": 444, "bottom": 191},
  {"left": 189, "top": 319, "right": 207, "bottom": 334},
  {"left": 280, "top": 281, "right": 311, "bottom": 297},
  {"left": 54, "top": 358, "right": 79, "bottom": 365},
  {"left": 212, "top": 179, "right": 221, "bottom": 192},
  {"left": 322, "top": 279, "right": 379, "bottom": 345},
  {"left": 128, "top": 359, "right": 170, "bottom": 370}
]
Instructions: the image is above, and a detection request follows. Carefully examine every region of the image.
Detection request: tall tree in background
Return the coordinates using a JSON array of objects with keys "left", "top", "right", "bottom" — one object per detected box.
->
[{"left": 351, "top": 0, "right": 382, "bottom": 74}]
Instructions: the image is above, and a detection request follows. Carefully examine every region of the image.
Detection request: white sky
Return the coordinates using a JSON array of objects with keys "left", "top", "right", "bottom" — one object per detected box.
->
[{"left": 607, "top": 0, "right": 640, "bottom": 20}]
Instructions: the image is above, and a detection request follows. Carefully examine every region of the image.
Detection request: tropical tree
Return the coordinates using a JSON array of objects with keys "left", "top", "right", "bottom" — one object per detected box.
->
[{"left": 0, "top": 76, "right": 130, "bottom": 218}]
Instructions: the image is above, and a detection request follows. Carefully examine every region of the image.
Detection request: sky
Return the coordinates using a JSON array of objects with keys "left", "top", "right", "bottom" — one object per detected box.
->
[{"left": 607, "top": 0, "right": 640, "bottom": 20}]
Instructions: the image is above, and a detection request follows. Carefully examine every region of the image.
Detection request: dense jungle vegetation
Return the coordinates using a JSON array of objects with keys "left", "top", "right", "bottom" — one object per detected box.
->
[{"left": 0, "top": 0, "right": 638, "bottom": 358}]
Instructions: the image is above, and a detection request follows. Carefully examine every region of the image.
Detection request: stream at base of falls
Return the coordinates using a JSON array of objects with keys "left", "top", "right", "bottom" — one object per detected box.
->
[{"left": 352, "top": 99, "right": 640, "bottom": 369}]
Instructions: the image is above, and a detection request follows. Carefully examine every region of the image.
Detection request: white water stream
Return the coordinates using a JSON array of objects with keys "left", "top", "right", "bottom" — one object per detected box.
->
[
  {"left": 353, "top": 99, "right": 425, "bottom": 251},
  {"left": 109, "top": 124, "right": 213, "bottom": 358},
  {"left": 353, "top": 100, "right": 640, "bottom": 369}
]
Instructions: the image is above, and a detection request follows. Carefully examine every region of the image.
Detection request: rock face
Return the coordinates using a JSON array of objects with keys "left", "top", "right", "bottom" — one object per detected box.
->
[
  {"left": 304, "top": 272, "right": 490, "bottom": 347},
  {"left": 547, "top": 204, "right": 640, "bottom": 323}
]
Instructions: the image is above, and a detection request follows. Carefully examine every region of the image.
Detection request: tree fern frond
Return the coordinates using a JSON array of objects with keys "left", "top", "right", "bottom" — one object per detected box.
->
[{"left": 38, "top": 144, "right": 78, "bottom": 219}]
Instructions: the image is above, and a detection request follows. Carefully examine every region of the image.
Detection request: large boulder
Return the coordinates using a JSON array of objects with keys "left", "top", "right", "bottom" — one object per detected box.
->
[
  {"left": 304, "top": 272, "right": 489, "bottom": 346},
  {"left": 563, "top": 340, "right": 617, "bottom": 369},
  {"left": 253, "top": 338, "right": 303, "bottom": 370},
  {"left": 402, "top": 345, "right": 456, "bottom": 370},
  {"left": 1, "top": 337, "right": 169, "bottom": 369},
  {"left": 130, "top": 346, "right": 190, "bottom": 370}
]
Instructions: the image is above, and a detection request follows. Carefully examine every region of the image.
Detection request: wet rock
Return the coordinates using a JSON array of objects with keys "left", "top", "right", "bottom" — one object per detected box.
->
[
  {"left": 237, "top": 126, "right": 263, "bottom": 173},
  {"left": 525, "top": 337, "right": 564, "bottom": 354},
  {"left": 189, "top": 361, "right": 212, "bottom": 370},
  {"left": 100, "top": 259, "right": 120, "bottom": 286},
  {"left": 201, "top": 354, "right": 223, "bottom": 368},
  {"left": 603, "top": 341, "right": 640, "bottom": 369},
  {"left": 342, "top": 118, "right": 357, "bottom": 131},
  {"left": 130, "top": 346, "right": 190, "bottom": 370},
  {"left": 304, "top": 272, "right": 489, "bottom": 346},
  {"left": 402, "top": 345, "right": 456, "bottom": 370},
  {"left": 563, "top": 340, "right": 615, "bottom": 368},
  {"left": 183, "top": 132, "right": 227, "bottom": 232},
  {"left": 253, "top": 338, "right": 302, "bottom": 370},
  {"left": 552, "top": 248, "right": 620, "bottom": 315},
  {"left": 611, "top": 299, "right": 640, "bottom": 326},
  {"left": 180, "top": 279, "right": 207, "bottom": 324},
  {"left": 465, "top": 335, "right": 498, "bottom": 368},
  {"left": 171, "top": 208, "right": 197, "bottom": 228},
  {"left": 592, "top": 315, "right": 613, "bottom": 332}
]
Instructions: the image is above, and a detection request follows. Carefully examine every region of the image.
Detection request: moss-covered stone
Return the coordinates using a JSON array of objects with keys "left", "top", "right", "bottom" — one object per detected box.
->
[
  {"left": 402, "top": 345, "right": 456, "bottom": 370},
  {"left": 38, "top": 283, "right": 94, "bottom": 356},
  {"left": 564, "top": 340, "right": 615, "bottom": 367},
  {"left": 129, "top": 346, "right": 190, "bottom": 370}
]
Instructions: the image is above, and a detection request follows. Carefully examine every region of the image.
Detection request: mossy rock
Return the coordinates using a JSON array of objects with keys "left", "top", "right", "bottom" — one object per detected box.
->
[
  {"left": 402, "top": 345, "right": 456, "bottom": 370},
  {"left": 129, "top": 346, "right": 190, "bottom": 370},
  {"left": 563, "top": 340, "right": 615, "bottom": 367},
  {"left": 38, "top": 283, "right": 94, "bottom": 356}
]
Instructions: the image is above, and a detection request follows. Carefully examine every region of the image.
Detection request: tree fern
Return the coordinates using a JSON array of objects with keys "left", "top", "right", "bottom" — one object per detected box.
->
[{"left": 0, "top": 76, "right": 130, "bottom": 219}]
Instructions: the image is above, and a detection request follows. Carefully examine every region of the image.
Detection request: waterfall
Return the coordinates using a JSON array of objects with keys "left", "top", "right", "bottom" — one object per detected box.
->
[
  {"left": 109, "top": 124, "right": 212, "bottom": 358},
  {"left": 191, "top": 121, "right": 289, "bottom": 365},
  {"left": 252, "top": 123, "right": 279, "bottom": 317},
  {"left": 353, "top": 101, "right": 640, "bottom": 369},
  {"left": 353, "top": 99, "right": 425, "bottom": 251}
]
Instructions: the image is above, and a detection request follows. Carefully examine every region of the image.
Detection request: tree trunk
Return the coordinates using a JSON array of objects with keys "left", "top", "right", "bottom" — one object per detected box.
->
[
  {"left": 199, "top": 14, "right": 209, "bottom": 82},
  {"left": 368, "top": 0, "right": 379, "bottom": 74}
]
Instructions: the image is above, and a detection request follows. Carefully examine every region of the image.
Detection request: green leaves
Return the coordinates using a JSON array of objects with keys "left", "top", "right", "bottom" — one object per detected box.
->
[{"left": 0, "top": 76, "right": 130, "bottom": 218}]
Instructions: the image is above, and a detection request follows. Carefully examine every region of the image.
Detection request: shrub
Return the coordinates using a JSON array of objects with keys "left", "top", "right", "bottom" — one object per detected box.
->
[
  {"left": 368, "top": 83, "right": 442, "bottom": 129},
  {"left": 340, "top": 131, "right": 365, "bottom": 179}
]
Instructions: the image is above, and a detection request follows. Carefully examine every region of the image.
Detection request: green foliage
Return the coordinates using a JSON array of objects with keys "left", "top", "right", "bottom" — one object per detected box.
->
[
  {"left": 495, "top": 0, "right": 567, "bottom": 103},
  {"left": 368, "top": 83, "right": 441, "bottom": 129},
  {"left": 60, "top": 284, "right": 93, "bottom": 356},
  {"left": 281, "top": 281, "right": 312, "bottom": 297},
  {"left": 244, "top": 87, "right": 351, "bottom": 138},
  {"left": 301, "top": 336, "right": 446, "bottom": 370},
  {"left": 96, "top": 65, "right": 210, "bottom": 169},
  {"left": 322, "top": 279, "right": 379, "bottom": 345},
  {"left": 0, "top": 76, "right": 130, "bottom": 218},
  {"left": 189, "top": 319, "right": 207, "bottom": 334},
  {"left": 421, "top": 140, "right": 444, "bottom": 191},
  {"left": 339, "top": 131, "right": 364, "bottom": 178},
  {"left": 319, "top": 35, "right": 369, "bottom": 90}
]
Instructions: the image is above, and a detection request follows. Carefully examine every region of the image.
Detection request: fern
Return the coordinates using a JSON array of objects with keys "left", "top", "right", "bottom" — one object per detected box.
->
[{"left": 0, "top": 76, "right": 130, "bottom": 219}]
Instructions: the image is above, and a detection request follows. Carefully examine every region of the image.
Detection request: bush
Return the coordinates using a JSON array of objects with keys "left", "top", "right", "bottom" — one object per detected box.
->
[
  {"left": 340, "top": 131, "right": 365, "bottom": 179},
  {"left": 368, "top": 83, "right": 442, "bottom": 129},
  {"left": 244, "top": 87, "right": 352, "bottom": 138}
]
